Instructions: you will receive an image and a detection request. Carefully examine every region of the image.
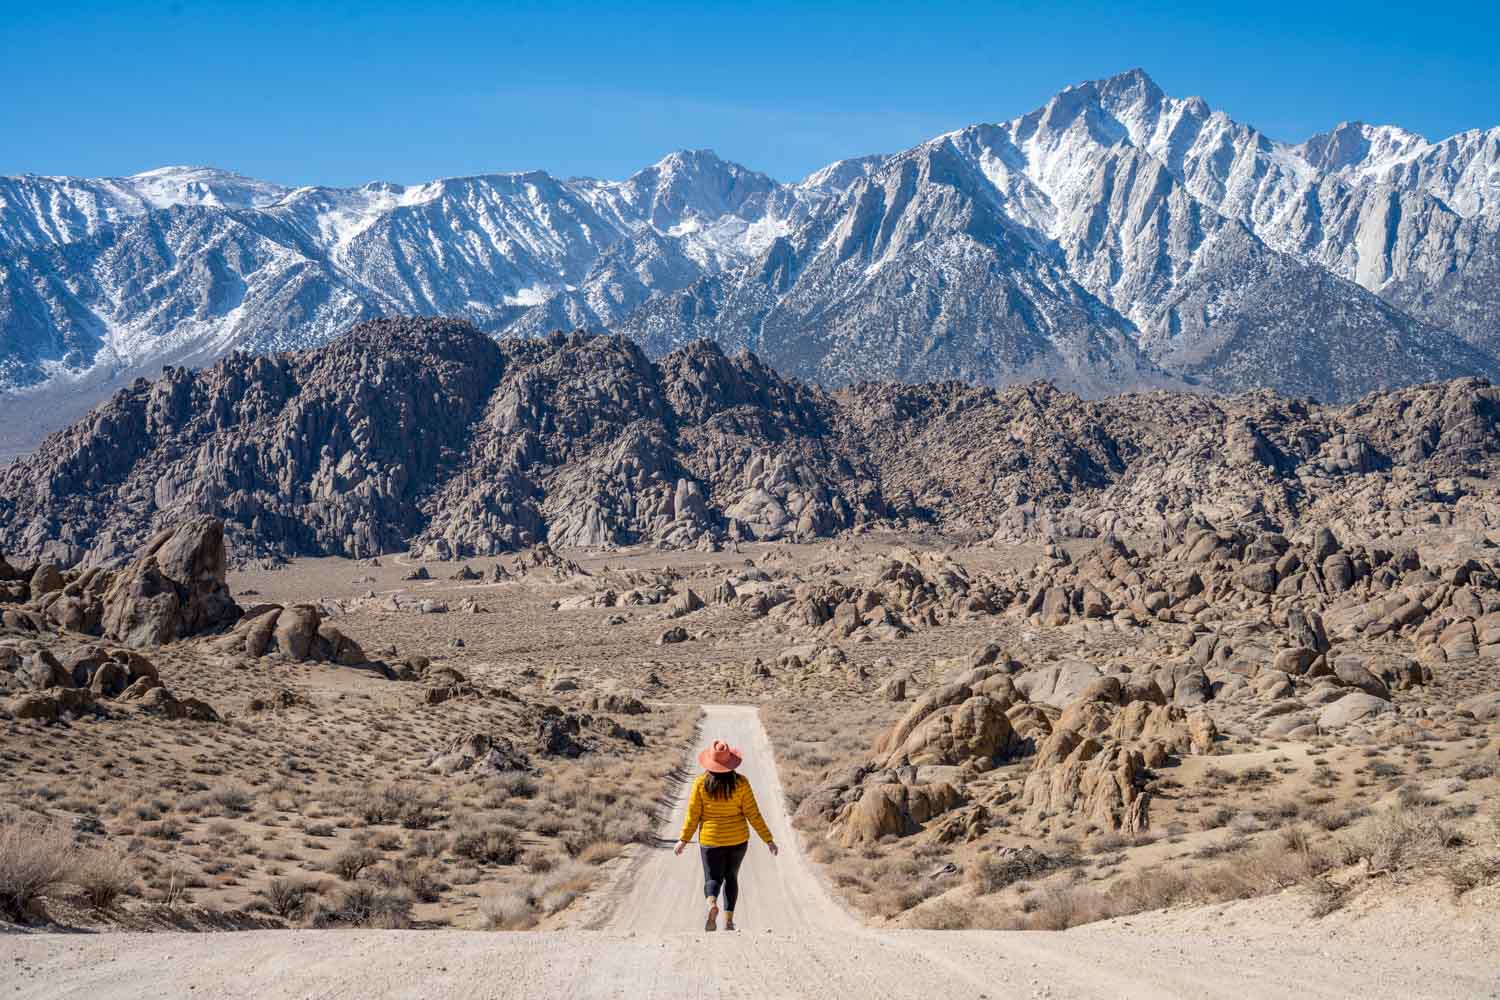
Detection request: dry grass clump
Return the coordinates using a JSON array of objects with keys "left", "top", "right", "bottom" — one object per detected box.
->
[
  {"left": 0, "top": 814, "right": 138, "bottom": 919},
  {"left": 262, "top": 877, "right": 314, "bottom": 919},
  {"left": 999, "top": 829, "right": 1331, "bottom": 931},
  {"left": 74, "top": 842, "right": 135, "bottom": 910},
  {"left": 480, "top": 859, "right": 592, "bottom": 930},
  {"left": 354, "top": 784, "right": 439, "bottom": 829},
  {"left": 998, "top": 801, "right": 1487, "bottom": 931},
  {"left": 907, "top": 898, "right": 974, "bottom": 929},
  {"left": 372, "top": 858, "right": 447, "bottom": 902},
  {"left": 0, "top": 814, "right": 78, "bottom": 920},
  {"left": 208, "top": 782, "right": 254, "bottom": 815},
  {"left": 1339, "top": 804, "right": 1463, "bottom": 876},
  {"left": 886, "top": 800, "right": 1492, "bottom": 932}
]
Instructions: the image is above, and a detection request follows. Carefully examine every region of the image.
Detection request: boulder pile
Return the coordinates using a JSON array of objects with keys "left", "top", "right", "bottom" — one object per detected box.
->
[
  {"left": 1, "top": 641, "right": 217, "bottom": 724},
  {"left": 213, "top": 603, "right": 369, "bottom": 665},
  {"left": 0, "top": 518, "right": 241, "bottom": 648},
  {"left": 801, "top": 658, "right": 1218, "bottom": 845}
]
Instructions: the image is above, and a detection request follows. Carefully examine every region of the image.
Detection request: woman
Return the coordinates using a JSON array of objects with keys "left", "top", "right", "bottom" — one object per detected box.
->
[{"left": 673, "top": 739, "right": 778, "bottom": 931}]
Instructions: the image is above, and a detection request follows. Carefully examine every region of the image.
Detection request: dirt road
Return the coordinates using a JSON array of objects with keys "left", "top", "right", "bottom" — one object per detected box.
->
[
  {"left": 3, "top": 704, "right": 1496, "bottom": 999},
  {"left": 603, "top": 703, "right": 854, "bottom": 934}
]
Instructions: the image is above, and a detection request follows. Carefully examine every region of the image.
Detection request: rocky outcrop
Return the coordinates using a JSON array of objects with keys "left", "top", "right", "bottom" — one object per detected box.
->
[
  {"left": 1, "top": 639, "right": 214, "bottom": 723},
  {"left": 1020, "top": 738, "right": 1150, "bottom": 834},
  {"left": 879, "top": 696, "right": 1014, "bottom": 769},
  {"left": 0, "top": 517, "right": 241, "bottom": 648},
  {"left": 834, "top": 782, "right": 964, "bottom": 846},
  {"left": 424, "top": 733, "right": 532, "bottom": 775},
  {"left": 9, "top": 321, "right": 1500, "bottom": 565},
  {"left": 214, "top": 604, "right": 366, "bottom": 665},
  {"left": 0, "top": 324, "right": 873, "bottom": 564},
  {"left": 844, "top": 657, "right": 1222, "bottom": 842},
  {"left": 99, "top": 518, "right": 241, "bottom": 647}
]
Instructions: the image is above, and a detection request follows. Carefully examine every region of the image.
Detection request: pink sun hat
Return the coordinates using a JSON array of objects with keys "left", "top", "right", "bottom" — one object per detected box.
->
[{"left": 698, "top": 740, "right": 743, "bottom": 773}]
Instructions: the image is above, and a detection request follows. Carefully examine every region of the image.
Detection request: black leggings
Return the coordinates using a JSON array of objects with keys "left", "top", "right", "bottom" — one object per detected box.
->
[{"left": 700, "top": 842, "right": 748, "bottom": 911}]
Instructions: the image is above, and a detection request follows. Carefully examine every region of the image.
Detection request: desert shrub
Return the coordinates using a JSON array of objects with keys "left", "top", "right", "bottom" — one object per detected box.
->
[
  {"left": 405, "top": 833, "right": 448, "bottom": 859},
  {"left": 1198, "top": 805, "right": 1235, "bottom": 830},
  {"left": 0, "top": 816, "right": 78, "bottom": 919},
  {"left": 1089, "top": 832, "right": 1129, "bottom": 854},
  {"left": 330, "top": 847, "right": 380, "bottom": 881},
  {"left": 480, "top": 889, "right": 535, "bottom": 930},
  {"left": 369, "top": 831, "right": 403, "bottom": 851},
  {"left": 1310, "top": 804, "right": 1368, "bottom": 831},
  {"left": 374, "top": 859, "right": 446, "bottom": 903},
  {"left": 522, "top": 851, "right": 559, "bottom": 874},
  {"left": 497, "top": 774, "right": 538, "bottom": 799},
  {"left": 1253, "top": 800, "right": 1303, "bottom": 823},
  {"left": 532, "top": 814, "right": 566, "bottom": 838},
  {"left": 907, "top": 899, "right": 973, "bottom": 929},
  {"left": 143, "top": 819, "right": 184, "bottom": 841},
  {"left": 1194, "top": 836, "right": 1250, "bottom": 860},
  {"left": 310, "top": 884, "right": 414, "bottom": 928},
  {"left": 967, "top": 848, "right": 1069, "bottom": 895},
  {"left": 74, "top": 843, "right": 135, "bottom": 910},
  {"left": 451, "top": 822, "right": 519, "bottom": 865},
  {"left": 868, "top": 879, "right": 940, "bottom": 918},
  {"left": 263, "top": 878, "right": 312, "bottom": 919},
  {"left": 561, "top": 813, "right": 642, "bottom": 857},
  {"left": 1022, "top": 884, "right": 1112, "bottom": 930},
  {"left": 1108, "top": 869, "right": 1191, "bottom": 915},
  {"left": 356, "top": 785, "right": 437, "bottom": 829},
  {"left": 1343, "top": 804, "right": 1463, "bottom": 875},
  {"left": 529, "top": 861, "right": 590, "bottom": 915},
  {"left": 578, "top": 840, "right": 625, "bottom": 865},
  {"left": 210, "top": 783, "right": 254, "bottom": 814}
]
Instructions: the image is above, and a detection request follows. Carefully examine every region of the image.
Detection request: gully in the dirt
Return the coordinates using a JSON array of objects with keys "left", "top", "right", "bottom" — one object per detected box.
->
[{"left": 674, "top": 740, "right": 779, "bottom": 931}]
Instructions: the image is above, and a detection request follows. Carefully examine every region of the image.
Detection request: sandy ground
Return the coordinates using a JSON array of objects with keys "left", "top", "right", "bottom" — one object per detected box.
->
[{"left": 3, "top": 705, "right": 1498, "bottom": 999}]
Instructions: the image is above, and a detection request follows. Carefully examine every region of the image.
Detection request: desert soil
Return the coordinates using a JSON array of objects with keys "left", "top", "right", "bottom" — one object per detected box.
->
[{"left": 4, "top": 703, "right": 1497, "bottom": 1000}]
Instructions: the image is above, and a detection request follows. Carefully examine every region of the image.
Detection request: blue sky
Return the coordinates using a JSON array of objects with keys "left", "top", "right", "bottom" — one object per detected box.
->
[{"left": 4, "top": 0, "right": 1497, "bottom": 186}]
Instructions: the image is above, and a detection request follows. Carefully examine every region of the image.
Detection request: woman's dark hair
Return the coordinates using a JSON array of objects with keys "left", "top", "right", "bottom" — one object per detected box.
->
[{"left": 706, "top": 770, "right": 739, "bottom": 800}]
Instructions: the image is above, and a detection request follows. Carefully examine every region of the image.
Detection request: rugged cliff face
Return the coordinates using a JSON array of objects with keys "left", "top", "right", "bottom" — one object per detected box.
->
[{"left": 4, "top": 317, "right": 1500, "bottom": 567}]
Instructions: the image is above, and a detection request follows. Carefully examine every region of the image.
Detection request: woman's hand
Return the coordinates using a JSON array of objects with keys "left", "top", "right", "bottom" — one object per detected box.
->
[
  {"left": 673, "top": 840, "right": 687, "bottom": 856},
  {"left": 768, "top": 842, "right": 779, "bottom": 857}
]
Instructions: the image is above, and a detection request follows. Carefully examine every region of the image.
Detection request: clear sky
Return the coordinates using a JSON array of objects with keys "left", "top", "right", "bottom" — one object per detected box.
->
[{"left": 4, "top": 0, "right": 1497, "bottom": 186}]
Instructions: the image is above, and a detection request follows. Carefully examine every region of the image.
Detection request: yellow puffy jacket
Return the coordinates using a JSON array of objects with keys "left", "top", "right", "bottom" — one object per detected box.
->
[{"left": 679, "top": 773, "right": 774, "bottom": 847}]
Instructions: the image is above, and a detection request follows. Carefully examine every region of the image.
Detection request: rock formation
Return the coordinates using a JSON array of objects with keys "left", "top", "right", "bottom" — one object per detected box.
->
[
  {"left": 1, "top": 641, "right": 216, "bottom": 724},
  {"left": 6, "top": 319, "right": 1500, "bottom": 568},
  {"left": 2, "top": 516, "right": 241, "bottom": 647},
  {"left": 99, "top": 518, "right": 242, "bottom": 647}
]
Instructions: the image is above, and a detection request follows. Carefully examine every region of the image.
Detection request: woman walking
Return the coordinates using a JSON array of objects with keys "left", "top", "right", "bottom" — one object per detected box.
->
[{"left": 674, "top": 739, "right": 778, "bottom": 931}]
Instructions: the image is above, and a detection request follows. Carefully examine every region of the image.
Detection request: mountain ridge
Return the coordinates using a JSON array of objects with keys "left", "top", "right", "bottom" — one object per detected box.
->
[
  {"left": 5, "top": 316, "right": 1500, "bottom": 569},
  {"left": 5, "top": 69, "right": 1500, "bottom": 455}
]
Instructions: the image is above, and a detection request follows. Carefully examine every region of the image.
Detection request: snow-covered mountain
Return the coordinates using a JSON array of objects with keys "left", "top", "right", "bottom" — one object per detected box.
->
[
  {"left": 4, "top": 69, "right": 1500, "bottom": 454},
  {"left": 0, "top": 152, "right": 822, "bottom": 402},
  {"left": 618, "top": 70, "right": 1499, "bottom": 399}
]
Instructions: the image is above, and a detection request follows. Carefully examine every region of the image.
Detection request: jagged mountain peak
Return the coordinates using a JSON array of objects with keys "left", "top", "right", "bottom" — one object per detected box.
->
[
  {"left": 1085, "top": 67, "right": 1166, "bottom": 105},
  {"left": 615, "top": 148, "right": 782, "bottom": 232},
  {"left": 1295, "top": 121, "right": 1432, "bottom": 175}
]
